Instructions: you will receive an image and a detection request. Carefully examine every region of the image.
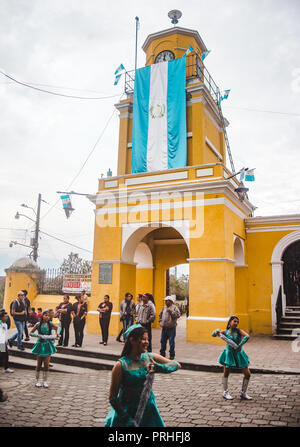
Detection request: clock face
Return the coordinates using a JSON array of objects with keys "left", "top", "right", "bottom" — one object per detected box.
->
[{"left": 154, "top": 50, "right": 175, "bottom": 63}]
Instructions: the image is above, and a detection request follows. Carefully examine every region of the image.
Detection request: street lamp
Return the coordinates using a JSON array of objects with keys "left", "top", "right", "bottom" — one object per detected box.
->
[
  {"left": 12, "top": 193, "right": 42, "bottom": 262},
  {"left": 235, "top": 186, "right": 249, "bottom": 202},
  {"left": 21, "top": 203, "right": 36, "bottom": 215},
  {"left": 15, "top": 212, "right": 35, "bottom": 223}
]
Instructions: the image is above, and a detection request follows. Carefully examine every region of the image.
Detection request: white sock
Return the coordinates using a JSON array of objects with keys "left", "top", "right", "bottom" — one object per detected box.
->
[{"left": 222, "top": 377, "right": 229, "bottom": 392}]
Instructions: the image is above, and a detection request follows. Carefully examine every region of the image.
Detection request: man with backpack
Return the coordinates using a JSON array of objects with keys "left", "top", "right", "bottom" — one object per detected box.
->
[
  {"left": 22, "top": 290, "right": 31, "bottom": 341},
  {"left": 8, "top": 291, "right": 27, "bottom": 351}
]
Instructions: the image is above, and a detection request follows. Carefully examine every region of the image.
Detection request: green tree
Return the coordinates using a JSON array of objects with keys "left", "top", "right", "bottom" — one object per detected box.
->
[
  {"left": 60, "top": 252, "right": 92, "bottom": 274},
  {"left": 169, "top": 273, "right": 189, "bottom": 299}
]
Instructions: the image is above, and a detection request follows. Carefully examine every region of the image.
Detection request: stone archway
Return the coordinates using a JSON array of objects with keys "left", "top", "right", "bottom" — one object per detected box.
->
[
  {"left": 120, "top": 221, "right": 190, "bottom": 328},
  {"left": 282, "top": 241, "right": 300, "bottom": 306},
  {"left": 271, "top": 230, "right": 300, "bottom": 332}
]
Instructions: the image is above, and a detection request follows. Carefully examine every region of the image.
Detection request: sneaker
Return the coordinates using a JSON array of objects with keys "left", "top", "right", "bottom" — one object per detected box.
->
[
  {"left": 17, "top": 346, "right": 25, "bottom": 351},
  {"left": 223, "top": 390, "right": 234, "bottom": 400},
  {"left": 4, "top": 369, "right": 14, "bottom": 374},
  {"left": 240, "top": 392, "right": 252, "bottom": 400},
  {"left": 35, "top": 382, "right": 42, "bottom": 388},
  {"left": 43, "top": 382, "right": 49, "bottom": 388}
]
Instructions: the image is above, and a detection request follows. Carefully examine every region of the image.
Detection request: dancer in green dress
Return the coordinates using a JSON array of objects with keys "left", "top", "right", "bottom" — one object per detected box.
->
[
  {"left": 29, "top": 310, "right": 58, "bottom": 388},
  {"left": 212, "top": 315, "right": 252, "bottom": 401},
  {"left": 105, "top": 324, "right": 181, "bottom": 427}
]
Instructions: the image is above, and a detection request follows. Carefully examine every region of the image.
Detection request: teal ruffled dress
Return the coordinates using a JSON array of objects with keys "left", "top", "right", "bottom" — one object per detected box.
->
[
  {"left": 32, "top": 323, "right": 57, "bottom": 357},
  {"left": 105, "top": 353, "right": 165, "bottom": 427},
  {"left": 218, "top": 329, "right": 250, "bottom": 369}
]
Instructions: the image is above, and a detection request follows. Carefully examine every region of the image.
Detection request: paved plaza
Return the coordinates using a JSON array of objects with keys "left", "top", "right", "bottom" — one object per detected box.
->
[
  {"left": 0, "top": 367, "right": 299, "bottom": 427},
  {"left": 2, "top": 317, "right": 300, "bottom": 427}
]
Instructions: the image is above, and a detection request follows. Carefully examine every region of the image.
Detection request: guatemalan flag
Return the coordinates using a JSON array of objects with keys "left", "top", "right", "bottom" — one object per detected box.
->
[{"left": 131, "top": 56, "right": 187, "bottom": 173}]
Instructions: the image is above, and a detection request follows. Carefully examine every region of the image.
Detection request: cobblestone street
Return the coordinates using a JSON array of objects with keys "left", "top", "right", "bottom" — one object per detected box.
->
[{"left": 0, "top": 368, "right": 299, "bottom": 427}]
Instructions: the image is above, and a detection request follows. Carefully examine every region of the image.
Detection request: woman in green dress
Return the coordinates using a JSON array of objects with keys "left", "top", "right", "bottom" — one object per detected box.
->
[
  {"left": 29, "top": 310, "right": 58, "bottom": 388},
  {"left": 212, "top": 315, "right": 252, "bottom": 401},
  {"left": 105, "top": 324, "right": 181, "bottom": 427}
]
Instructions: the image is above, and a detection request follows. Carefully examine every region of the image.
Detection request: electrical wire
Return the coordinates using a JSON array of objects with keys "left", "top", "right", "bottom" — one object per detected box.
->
[
  {"left": 0, "top": 70, "right": 122, "bottom": 100},
  {"left": 40, "top": 230, "right": 92, "bottom": 253},
  {"left": 1, "top": 80, "right": 117, "bottom": 96},
  {"left": 225, "top": 106, "right": 300, "bottom": 117},
  {"left": 40, "top": 98, "right": 122, "bottom": 221}
]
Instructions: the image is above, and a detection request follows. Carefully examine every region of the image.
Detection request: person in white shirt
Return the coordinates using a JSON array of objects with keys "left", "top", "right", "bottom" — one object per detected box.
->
[{"left": 0, "top": 309, "right": 14, "bottom": 373}]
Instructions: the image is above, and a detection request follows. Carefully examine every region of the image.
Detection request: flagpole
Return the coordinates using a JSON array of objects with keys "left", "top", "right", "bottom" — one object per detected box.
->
[{"left": 135, "top": 17, "right": 139, "bottom": 71}]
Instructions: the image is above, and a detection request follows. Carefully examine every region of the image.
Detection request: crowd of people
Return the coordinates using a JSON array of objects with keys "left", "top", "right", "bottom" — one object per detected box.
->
[{"left": 0, "top": 289, "right": 252, "bottom": 425}]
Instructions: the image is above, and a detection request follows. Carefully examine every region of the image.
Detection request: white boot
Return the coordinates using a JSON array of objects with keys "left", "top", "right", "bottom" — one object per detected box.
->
[
  {"left": 240, "top": 377, "right": 252, "bottom": 400},
  {"left": 35, "top": 370, "right": 42, "bottom": 387},
  {"left": 222, "top": 377, "right": 234, "bottom": 400},
  {"left": 43, "top": 370, "right": 49, "bottom": 388}
]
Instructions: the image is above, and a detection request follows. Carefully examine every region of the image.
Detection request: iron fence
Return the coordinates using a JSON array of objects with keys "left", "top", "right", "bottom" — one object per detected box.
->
[
  {"left": 38, "top": 268, "right": 64, "bottom": 295},
  {"left": 124, "top": 54, "right": 221, "bottom": 105}
]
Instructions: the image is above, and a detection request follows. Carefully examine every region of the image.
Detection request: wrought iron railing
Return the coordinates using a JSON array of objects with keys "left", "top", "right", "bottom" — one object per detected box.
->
[
  {"left": 37, "top": 269, "right": 92, "bottom": 295},
  {"left": 37, "top": 268, "right": 64, "bottom": 295},
  {"left": 275, "top": 285, "right": 283, "bottom": 334},
  {"left": 124, "top": 54, "right": 221, "bottom": 105},
  {"left": 124, "top": 54, "right": 236, "bottom": 173}
]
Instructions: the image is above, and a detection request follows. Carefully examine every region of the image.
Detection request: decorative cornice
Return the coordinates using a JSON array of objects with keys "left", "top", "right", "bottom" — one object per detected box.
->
[
  {"left": 93, "top": 260, "right": 137, "bottom": 266},
  {"left": 246, "top": 214, "right": 300, "bottom": 225},
  {"left": 187, "top": 257, "right": 235, "bottom": 263},
  {"left": 246, "top": 225, "right": 300, "bottom": 233},
  {"left": 142, "top": 26, "right": 207, "bottom": 53},
  {"left": 114, "top": 99, "right": 133, "bottom": 113}
]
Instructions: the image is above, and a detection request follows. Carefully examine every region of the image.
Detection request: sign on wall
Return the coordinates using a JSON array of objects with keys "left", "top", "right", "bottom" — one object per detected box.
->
[{"left": 99, "top": 263, "right": 113, "bottom": 284}]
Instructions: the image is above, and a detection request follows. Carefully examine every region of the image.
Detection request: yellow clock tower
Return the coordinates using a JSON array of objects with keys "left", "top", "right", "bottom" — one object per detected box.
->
[{"left": 88, "top": 18, "right": 255, "bottom": 344}]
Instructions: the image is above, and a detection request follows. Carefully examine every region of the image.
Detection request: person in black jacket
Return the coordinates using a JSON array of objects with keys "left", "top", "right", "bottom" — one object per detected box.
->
[
  {"left": 8, "top": 291, "right": 26, "bottom": 350},
  {"left": 22, "top": 290, "right": 30, "bottom": 341},
  {"left": 97, "top": 295, "right": 113, "bottom": 346},
  {"left": 71, "top": 295, "right": 87, "bottom": 348},
  {"left": 56, "top": 295, "right": 73, "bottom": 347}
]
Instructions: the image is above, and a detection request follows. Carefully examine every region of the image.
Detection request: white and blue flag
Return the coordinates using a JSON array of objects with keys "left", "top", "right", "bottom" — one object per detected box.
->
[
  {"left": 132, "top": 56, "right": 187, "bottom": 173},
  {"left": 114, "top": 74, "right": 122, "bottom": 85},
  {"left": 185, "top": 46, "right": 194, "bottom": 56},
  {"left": 221, "top": 89, "right": 231, "bottom": 101},
  {"left": 114, "top": 64, "right": 125, "bottom": 75},
  {"left": 240, "top": 168, "right": 255, "bottom": 182},
  {"left": 201, "top": 50, "right": 211, "bottom": 61},
  {"left": 245, "top": 168, "right": 255, "bottom": 181}
]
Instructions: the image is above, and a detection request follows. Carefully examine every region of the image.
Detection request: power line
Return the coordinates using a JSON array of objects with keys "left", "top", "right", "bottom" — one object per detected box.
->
[
  {"left": 40, "top": 230, "right": 92, "bottom": 254},
  {"left": 40, "top": 103, "right": 121, "bottom": 221},
  {"left": 225, "top": 106, "right": 300, "bottom": 117},
  {"left": 1, "top": 80, "right": 116, "bottom": 96},
  {"left": 0, "top": 70, "right": 121, "bottom": 100}
]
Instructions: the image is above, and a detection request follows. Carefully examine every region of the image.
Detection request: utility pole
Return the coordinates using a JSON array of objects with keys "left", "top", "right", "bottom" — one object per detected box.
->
[
  {"left": 12, "top": 193, "right": 43, "bottom": 261},
  {"left": 33, "top": 193, "right": 41, "bottom": 262}
]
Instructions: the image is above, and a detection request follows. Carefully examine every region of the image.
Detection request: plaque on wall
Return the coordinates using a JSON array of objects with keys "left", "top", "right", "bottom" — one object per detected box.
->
[{"left": 99, "top": 263, "right": 113, "bottom": 284}]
